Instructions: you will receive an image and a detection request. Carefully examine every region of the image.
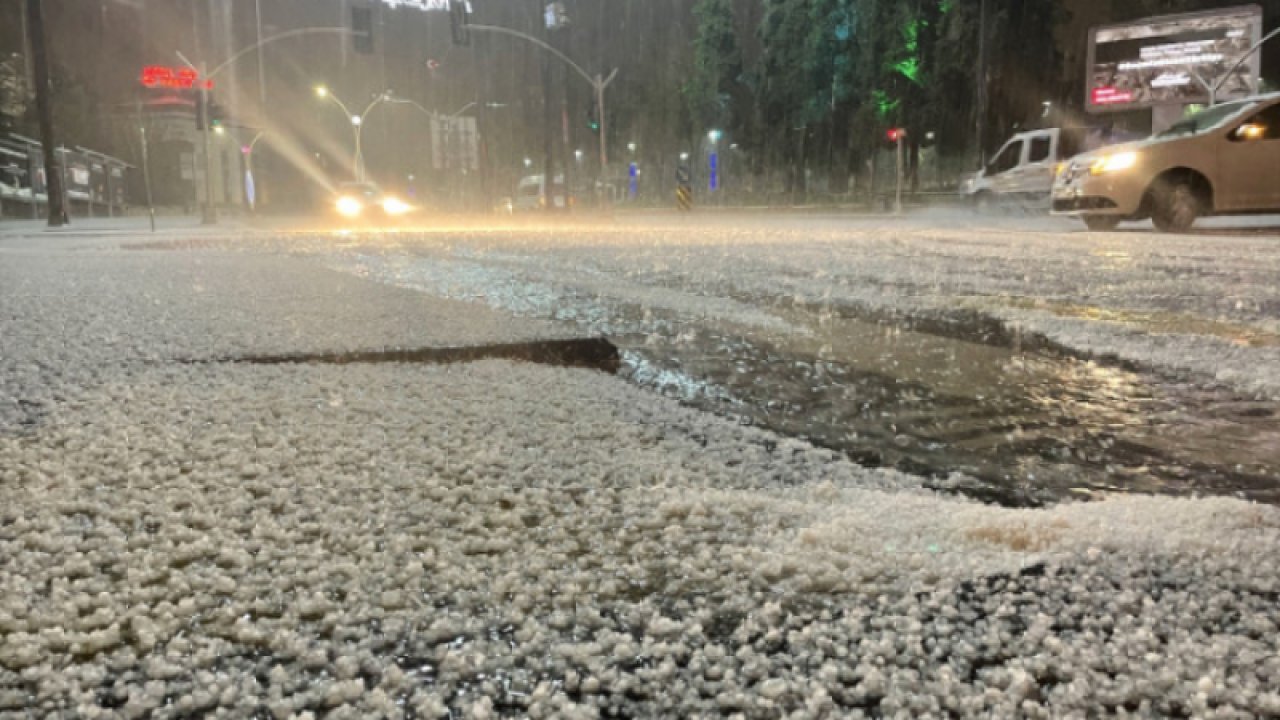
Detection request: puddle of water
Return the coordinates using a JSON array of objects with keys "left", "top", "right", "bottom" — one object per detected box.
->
[
  {"left": 995, "top": 297, "right": 1280, "bottom": 348},
  {"left": 328, "top": 252, "right": 1280, "bottom": 506}
]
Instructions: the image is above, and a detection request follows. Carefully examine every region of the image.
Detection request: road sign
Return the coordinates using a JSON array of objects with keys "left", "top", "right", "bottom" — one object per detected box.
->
[
  {"left": 708, "top": 152, "right": 718, "bottom": 192},
  {"left": 431, "top": 115, "right": 479, "bottom": 171}
]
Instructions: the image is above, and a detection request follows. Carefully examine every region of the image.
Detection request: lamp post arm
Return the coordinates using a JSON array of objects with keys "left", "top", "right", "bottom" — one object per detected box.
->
[
  {"left": 467, "top": 24, "right": 598, "bottom": 89},
  {"left": 1210, "top": 26, "right": 1280, "bottom": 102}
]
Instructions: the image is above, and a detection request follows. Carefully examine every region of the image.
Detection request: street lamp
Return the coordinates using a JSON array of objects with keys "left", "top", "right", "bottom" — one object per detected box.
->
[
  {"left": 708, "top": 129, "right": 722, "bottom": 144},
  {"left": 315, "top": 85, "right": 362, "bottom": 180},
  {"left": 176, "top": 27, "right": 363, "bottom": 225},
  {"left": 353, "top": 92, "right": 394, "bottom": 183},
  {"left": 627, "top": 142, "right": 637, "bottom": 153},
  {"left": 679, "top": 152, "right": 689, "bottom": 162}
]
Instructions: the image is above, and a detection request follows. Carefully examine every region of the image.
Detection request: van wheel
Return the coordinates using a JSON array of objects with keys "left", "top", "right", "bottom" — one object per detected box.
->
[
  {"left": 973, "top": 192, "right": 994, "bottom": 214},
  {"left": 1082, "top": 215, "right": 1121, "bottom": 231},
  {"left": 1151, "top": 179, "right": 1200, "bottom": 232}
]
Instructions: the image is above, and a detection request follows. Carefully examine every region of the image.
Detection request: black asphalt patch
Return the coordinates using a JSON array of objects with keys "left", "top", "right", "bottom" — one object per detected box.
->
[{"left": 201, "top": 337, "right": 621, "bottom": 374}]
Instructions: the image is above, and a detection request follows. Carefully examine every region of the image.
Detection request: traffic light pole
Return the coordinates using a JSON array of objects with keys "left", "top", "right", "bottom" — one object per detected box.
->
[
  {"left": 894, "top": 133, "right": 904, "bottom": 215},
  {"left": 199, "top": 61, "right": 216, "bottom": 224},
  {"left": 466, "top": 24, "right": 618, "bottom": 208},
  {"left": 594, "top": 70, "right": 618, "bottom": 206}
]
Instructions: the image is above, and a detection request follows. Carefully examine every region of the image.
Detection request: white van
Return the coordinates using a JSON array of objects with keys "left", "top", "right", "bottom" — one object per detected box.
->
[
  {"left": 515, "top": 174, "right": 569, "bottom": 211},
  {"left": 962, "top": 127, "right": 1133, "bottom": 208}
]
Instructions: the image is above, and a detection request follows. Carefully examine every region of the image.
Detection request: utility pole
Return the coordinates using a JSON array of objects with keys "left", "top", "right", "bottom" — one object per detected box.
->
[
  {"left": 137, "top": 101, "right": 156, "bottom": 232},
  {"left": 975, "top": 0, "right": 988, "bottom": 168},
  {"left": 25, "top": 0, "right": 68, "bottom": 227}
]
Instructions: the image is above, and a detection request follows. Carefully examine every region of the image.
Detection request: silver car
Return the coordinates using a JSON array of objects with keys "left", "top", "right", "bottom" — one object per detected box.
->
[{"left": 1052, "top": 93, "right": 1280, "bottom": 231}]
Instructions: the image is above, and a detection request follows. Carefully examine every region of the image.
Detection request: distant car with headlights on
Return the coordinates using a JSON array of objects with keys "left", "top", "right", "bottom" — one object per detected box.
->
[
  {"left": 1052, "top": 93, "right": 1280, "bottom": 231},
  {"left": 331, "top": 182, "right": 414, "bottom": 223}
]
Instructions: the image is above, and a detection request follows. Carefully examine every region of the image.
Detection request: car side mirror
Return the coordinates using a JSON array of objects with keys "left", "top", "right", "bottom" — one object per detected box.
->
[{"left": 1232, "top": 123, "right": 1266, "bottom": 142}]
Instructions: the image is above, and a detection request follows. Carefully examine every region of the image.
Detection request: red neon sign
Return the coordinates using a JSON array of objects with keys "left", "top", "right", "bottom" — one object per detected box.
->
[
  {"left": 1091, "top": 86, "right": 1133, "bottom": 106},
  {"left": 140, "top": 65, "right": 213, "bottom": 90}
]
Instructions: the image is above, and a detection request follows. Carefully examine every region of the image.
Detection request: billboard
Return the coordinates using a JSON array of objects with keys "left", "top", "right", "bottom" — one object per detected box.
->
[{"left": 1087, "top": 5, "right": 1263, "bottom": 112}]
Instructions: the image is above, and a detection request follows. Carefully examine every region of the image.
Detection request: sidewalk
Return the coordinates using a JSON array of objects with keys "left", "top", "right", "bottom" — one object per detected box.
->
[{"left": 2, "top": 235, "right": 1278, "bottom": 718}]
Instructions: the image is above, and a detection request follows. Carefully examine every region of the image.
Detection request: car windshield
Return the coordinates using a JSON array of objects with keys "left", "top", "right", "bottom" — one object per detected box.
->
[
  {"left": 6, "top": 2, "right": 1280, "bottom": 718},
  {"left": 1156, "top": 100, "right": 1258, "bottom": 138}
]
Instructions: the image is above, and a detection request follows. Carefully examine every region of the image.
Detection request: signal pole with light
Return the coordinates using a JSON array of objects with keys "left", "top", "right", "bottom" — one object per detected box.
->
[{"left": 887, "top": 128, "right": 905, "bottom": 215}]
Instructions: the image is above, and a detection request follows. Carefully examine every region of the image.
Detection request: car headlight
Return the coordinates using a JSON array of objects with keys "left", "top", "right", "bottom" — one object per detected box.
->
[
  {"left": 336, "top": 196, "right": 363, "bottom": 217},
  {"left": 1089, "top": 152, "right": 1138, "bottom": 175},
  {"left": 382, "top": 196, "right": 411, "bottom": 215}
]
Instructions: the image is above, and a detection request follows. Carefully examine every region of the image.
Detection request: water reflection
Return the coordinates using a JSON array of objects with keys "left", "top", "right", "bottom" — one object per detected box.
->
[{"left": 328, "top": 252, "right": 1280, "bottom": 506}]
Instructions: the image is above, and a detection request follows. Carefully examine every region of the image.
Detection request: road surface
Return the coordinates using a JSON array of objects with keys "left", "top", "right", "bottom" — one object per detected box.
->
[{"left": 1, "top": 211, "right": 1278, "bottom": 718}]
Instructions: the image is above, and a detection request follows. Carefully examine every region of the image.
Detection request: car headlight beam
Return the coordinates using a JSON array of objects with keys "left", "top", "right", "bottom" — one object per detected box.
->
[
  {"left": 382, "top": 196, "right": 411, "bottom": 216},
  {"left": 336, "top": 196, "right": 364, "bottom": 218},
  {"left": 1090, "top": 152, "right": 1138, "bottom": 175}
]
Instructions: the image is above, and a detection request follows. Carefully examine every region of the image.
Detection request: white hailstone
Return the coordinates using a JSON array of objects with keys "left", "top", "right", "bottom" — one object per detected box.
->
[
  {"left": 334, "top": 655, "right": 361, "bottom": 680},
  {"left": 379, "top": 665, "right": 407, "bottom": 691},
  {"left": 469, "top": 697, "right": 495, "bottom": 720},
  {"left": 1007, "top": 669, "right": 1038, "bottom": 702},
  {"left": 410, "top": 691, "right": 448, "bottom": 718},
  {"left": 269, "top": 699, "right": 295, "bottom": 720},
  {"left": 759, "top": 678, "right": 788, "bottom": 700},
  {"left": 323, "top": 679, "right": 364, "bottom": 707},
  {"left": 0, "top": 636, "right": 41, "bottom": 670},
  {"left": 648, "top": 616, "right": 682, "bottom": 638},
  {"left": 301, "top": 648, "right": 328, "bottom": 669}
]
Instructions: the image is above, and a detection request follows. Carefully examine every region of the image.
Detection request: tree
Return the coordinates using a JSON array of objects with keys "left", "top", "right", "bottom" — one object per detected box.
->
[{"left": 685, "top": 0, "right": 743, "bottom": 133}]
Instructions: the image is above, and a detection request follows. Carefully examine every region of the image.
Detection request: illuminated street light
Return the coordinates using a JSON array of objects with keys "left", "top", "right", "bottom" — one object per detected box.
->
[
  {"left": 213, "top": 125, "right": 226, "bottom": 136},
  {"left": 574, "top": 149, "right": 584, "bottom": 162},
  {"left": 523, "top": 157, "right": 533, "bottom": 168},
  {"left": 351, "top": 115, "right": 362, "bottom": 127},
  {"left": 314, "top": 85, "right": 329, "bottom": 98},
  {"left": 627, "top": 142, "right": 637, "bottom": 153},
  {"left": 708, "top": 129, "right": 722, "bottom": 143},
  {"left": 679, "top": 152, "right": 690, "bottom": 161}
]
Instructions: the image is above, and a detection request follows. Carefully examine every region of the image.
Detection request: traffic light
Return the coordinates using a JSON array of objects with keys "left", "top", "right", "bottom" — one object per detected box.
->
[
  {"left": 195, "top": 93, "right": 206, "bottom": 130},
  {"left": 351, "top": 6, "right": 374, "bottom": 54},
  {"left": 197, "top": 98, "right": 226, "bottom": 132},
  {"left": 209, "top": 105, "right": 224, "bottom": 132},
  {"left": 886, "top": 127, "right": 905, "bottom": 143},
  {"left": 449, "top": 0, "right": 471, "bottom": 46},
  {"left": 586, "top": 107, "right": 600, "bottom": 133}
]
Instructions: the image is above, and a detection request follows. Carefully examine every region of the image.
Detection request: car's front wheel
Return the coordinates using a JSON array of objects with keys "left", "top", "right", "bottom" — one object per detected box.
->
[
  {"left": 1151, "top": 179, "right": 1201, "bottom": 232},
  {"left": 1082, "top": 215, "right": 1121, "bottom": 231}
]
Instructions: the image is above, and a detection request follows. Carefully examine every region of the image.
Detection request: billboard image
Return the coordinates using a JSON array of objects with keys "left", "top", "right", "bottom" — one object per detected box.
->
[{"left": 1087, "top": 5, "right": 1263, "bottom": 112}]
